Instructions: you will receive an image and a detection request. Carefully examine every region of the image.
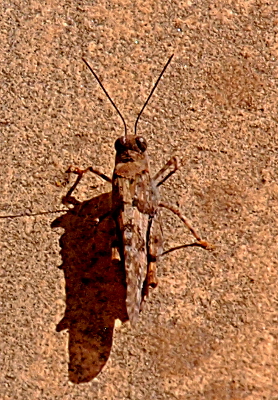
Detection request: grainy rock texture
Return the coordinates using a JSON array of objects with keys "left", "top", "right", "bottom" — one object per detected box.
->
[{"left": 1, "top": 1, "right": 277, "bottom": 399}]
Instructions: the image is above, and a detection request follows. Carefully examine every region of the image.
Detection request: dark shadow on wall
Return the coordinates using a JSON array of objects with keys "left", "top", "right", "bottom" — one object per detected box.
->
[{"left": 51, "top": 192, "right": 128, "bottom": 383}]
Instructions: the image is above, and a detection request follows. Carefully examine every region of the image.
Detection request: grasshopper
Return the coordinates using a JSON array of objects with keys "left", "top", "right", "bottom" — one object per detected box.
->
[{"left": 60, "top": 55, "right": 213, "bottom": 326}]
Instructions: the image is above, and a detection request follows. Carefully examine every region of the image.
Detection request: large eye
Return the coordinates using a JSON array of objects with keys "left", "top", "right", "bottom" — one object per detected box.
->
[
  {"left": 136, "top": 136, "right": 147, "bottom": 152},
  {"left": 114, "top": 136, "right": 126, "bottom": 152}
]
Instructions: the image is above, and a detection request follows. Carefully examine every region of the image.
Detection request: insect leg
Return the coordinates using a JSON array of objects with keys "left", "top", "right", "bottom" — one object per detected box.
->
[
  {"left": 158, "top": 201, "right": 214, "bottom": 250},
  {"left": 153, "top": 156, "right": 179, "bottom": 187},
  {"left": 62, "top": 166, "right": 112, "bottom": 206},
  {"left": 147, "top": 214, "right": 163, "bottom": 287},
  {"left": 161, "top": 242, "right": 213, "bottom": 256},
  {"left": 141, "top": 214, "right": 162, "bottom": 303},
  {"left": 66, "top": 166, "right": 112, "bottom": 183}
]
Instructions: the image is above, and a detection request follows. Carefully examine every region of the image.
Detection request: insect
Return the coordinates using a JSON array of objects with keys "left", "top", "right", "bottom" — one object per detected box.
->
[{"left": 60, "top": 54, "right": 213, "bottom": 326}]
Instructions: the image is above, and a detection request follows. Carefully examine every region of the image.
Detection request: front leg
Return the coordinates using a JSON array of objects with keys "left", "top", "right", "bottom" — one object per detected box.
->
[
  {"left": 153, "top": 156, "right": 179, "bottom": 187},
  {"left": 62, "top": 166, "right": 112, "bottom": 207}
]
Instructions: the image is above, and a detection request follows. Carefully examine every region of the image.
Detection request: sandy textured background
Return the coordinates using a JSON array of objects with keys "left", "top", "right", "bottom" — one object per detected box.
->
[{"left": 1, "top": 0, "right": 278, "bottom": 399}]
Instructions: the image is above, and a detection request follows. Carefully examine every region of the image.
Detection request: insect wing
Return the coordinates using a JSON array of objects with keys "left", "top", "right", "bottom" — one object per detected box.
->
[{"left": 113, "top": 151, "right": 154, "bottom": 325}]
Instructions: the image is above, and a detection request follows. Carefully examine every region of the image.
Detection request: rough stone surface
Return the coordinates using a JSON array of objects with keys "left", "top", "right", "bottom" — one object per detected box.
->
[{"left": 1, "top": 1, "right": 277, "bottom": 399}]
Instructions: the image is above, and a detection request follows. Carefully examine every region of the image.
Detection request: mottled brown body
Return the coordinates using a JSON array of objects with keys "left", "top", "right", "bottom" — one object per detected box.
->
[{"left": 112, "top": 135, "right": 163, "bottom": 325}]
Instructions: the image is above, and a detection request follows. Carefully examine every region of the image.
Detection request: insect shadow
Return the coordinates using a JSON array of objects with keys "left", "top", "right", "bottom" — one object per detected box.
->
[{"left": 52, "top": 191, "right": 128, "bottom": 383}]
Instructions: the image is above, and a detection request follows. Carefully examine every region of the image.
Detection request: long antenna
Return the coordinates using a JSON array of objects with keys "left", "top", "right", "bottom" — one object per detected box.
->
[
  {"left": 134, "top": 54, "right": 174, "bottom": 136},
  {"left": 82, "top": 58, "right": 127, "bottom": 137}
]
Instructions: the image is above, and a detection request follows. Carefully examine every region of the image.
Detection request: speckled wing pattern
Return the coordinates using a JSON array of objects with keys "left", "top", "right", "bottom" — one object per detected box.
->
[{"left": 112, "top": 135, "right": 163, "bottom": 326}]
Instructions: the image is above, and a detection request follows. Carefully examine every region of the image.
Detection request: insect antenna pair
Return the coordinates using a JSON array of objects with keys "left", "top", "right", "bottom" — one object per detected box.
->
[{"left": 82, "top": 54, "right": 173, "bottom": 138}]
